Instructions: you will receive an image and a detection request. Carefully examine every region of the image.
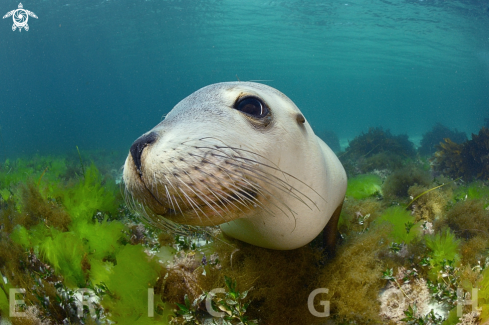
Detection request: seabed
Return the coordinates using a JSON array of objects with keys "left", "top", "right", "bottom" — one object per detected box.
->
[{"left": 1, "top": 125, "right": 489, "bottom": 325}]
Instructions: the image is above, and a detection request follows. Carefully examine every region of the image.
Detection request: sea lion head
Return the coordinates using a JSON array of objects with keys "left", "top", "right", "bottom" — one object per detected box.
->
[{"left": 123, "top": 82, "right": 346, "bottom": 249}]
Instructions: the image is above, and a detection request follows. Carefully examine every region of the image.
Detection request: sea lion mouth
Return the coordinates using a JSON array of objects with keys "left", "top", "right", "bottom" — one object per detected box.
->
[
  {"left": 123, "top": 136, "right": 321, "bottom": 230},
  {"left": 123, "top": 145, "right": 263, "bottom": 227}
]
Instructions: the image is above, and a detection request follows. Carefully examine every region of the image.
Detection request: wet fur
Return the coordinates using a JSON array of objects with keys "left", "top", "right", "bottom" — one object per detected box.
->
[{"left": 123, "top": 82, "right": 347, "bottom": 250}]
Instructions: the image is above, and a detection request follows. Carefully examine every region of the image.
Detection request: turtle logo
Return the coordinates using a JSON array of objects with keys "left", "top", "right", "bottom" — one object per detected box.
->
[{"left": 3, "top": 3, "right": 38, "bottom": 32}]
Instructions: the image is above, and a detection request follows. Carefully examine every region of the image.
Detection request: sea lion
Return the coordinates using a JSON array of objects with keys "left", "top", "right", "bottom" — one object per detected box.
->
[{"left": 122, "top": 82, "right": 347, "bottom": 250}]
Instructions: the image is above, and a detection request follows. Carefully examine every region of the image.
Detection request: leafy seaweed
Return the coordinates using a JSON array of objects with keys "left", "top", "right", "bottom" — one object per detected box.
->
[
  {"left": 425, "top": 230, "right": 460, "bottom": 280},
  {"left": 56, "top": 163, "right": 118, "bottom": 221},
  {"left": 377, "top": 206, "right": 420, "bottom": 244},
  {"left": 346, "top": 174, "right": 382, "bottom": 200},
  {"left": 432, "top": 127, "right": 489, "bottom": 181}
]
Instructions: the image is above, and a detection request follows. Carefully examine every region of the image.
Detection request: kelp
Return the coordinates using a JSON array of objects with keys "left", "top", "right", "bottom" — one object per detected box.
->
[
  {"left": 340, "top": 127, "right": 416, "bottom": 175},
  {"left": 343, "top": 127, "right": 416, "bottom": 160},
  {"left": 432, "top": 127, "right": 489, "bottom": 181},
  {"left": 419, "top": 123, "right": 467, "bottom": 156}
]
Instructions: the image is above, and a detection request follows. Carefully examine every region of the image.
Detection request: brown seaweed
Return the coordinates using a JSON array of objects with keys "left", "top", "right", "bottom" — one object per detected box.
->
[{"left": 432, "top": 127, "right": 489, "bottom": 181}]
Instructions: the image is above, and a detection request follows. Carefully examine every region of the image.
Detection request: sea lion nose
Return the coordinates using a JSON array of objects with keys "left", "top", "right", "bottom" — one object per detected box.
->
[{"left": 130, "top": 132, "right": 158, "bottom": 175}]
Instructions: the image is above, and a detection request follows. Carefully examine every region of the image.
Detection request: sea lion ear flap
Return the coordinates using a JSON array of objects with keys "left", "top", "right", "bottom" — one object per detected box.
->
[
  {"left": 296, "top": 113, "right": 305, "bottom": 124},
  {"left": 322, "top": 200, "right": 344, "bottom": 258}
]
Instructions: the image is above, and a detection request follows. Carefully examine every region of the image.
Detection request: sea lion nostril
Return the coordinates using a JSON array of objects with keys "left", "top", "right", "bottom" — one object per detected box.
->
[{"left": 130, "top": 132, "right": 158, "bottom": 176}]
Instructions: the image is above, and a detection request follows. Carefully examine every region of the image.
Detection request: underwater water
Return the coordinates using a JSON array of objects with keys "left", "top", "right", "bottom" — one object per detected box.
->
[
  {"left": 2, "top": 0, "right": 489, "bottom": 324},
  {"left": 0, "top": 0, "right": 488, "bottom": 157}
]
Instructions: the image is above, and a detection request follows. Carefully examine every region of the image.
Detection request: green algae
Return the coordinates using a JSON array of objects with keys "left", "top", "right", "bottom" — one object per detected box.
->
[
  {"left": 0, "top": 155, "right": 170, "bottom": 324},
  {"left": 377, "top": 206, "right": 420, "bottom": 244},
  {"left": 345, "top": 174, "right": 382, "bottom": 200},
  {"left": 0, "top": 156, "right": 69, "bottom": 191},
  {"left": 479, "top": 267, "right": 489, "bottom": 322},
  {"left": 0, "top": 188, "right": 10, "bottom": 201},
  {"left": 56, "top": 162, "right": 119, "bottom": 220},
  {"left": 454, "top": 181, "right": 489, "bottom": 209},
  {"left": 425, "top": 230, "right": 460, "bottom": 280},
  {"left": 103, "top": 244, "right": 165, "bottom": 325},
  {"left": 2, "top": 152, "right": 489, "bottom": 324}
]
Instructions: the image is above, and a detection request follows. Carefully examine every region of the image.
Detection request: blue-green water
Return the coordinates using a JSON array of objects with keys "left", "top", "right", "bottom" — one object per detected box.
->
[{"left": 1, "top": 0, "right": 488, "bottom": 158}]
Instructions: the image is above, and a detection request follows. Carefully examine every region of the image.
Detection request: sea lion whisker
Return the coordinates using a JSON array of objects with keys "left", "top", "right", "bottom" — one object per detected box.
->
[
  {"left": 185, "top": 153, "right": 249, "bottom": 214},
  {"left": 208, "top": 148, "right": 323, "bottom": 206},
  {"left": 173, "top": 172, "right": 228, "bottom": 222},
  {"left": 160, "top": 153, "right": 249, "bottom": 218},
  {"left": 163, "top": 175, "right": 219, "bottom": 225},
  {"left": 152, "top": 171, "right": 194, "bottom": 226},
  {"left": 163, "top": 158, "right": 230, "bottom": 221},
  {"left": 164, "top": 184, "right": 181, "bottom": 216},
  {"left": 227, "top": 174, "right": 290, "bottom": 219},
  {"left": 161, "top": 166, "right": 192, "bottom": 210},
  {"left": 224, "top": 160, "right": 314, "bottom": 211},
  {"left": 179, "top": 187, "right": 207, "bottom": 221},
  {"left": 141, "top": 179, "right": 170, "bottom": 213},
  {"left": 193, "top": 137, "right": 292, "bottom": 181},
  {"left": 127, "top": 193, "right": 150, "bottom": 221},
  {"left": 219, "top": 179, "right": 254, "bottom": 208},
  {"left": 195, "top": 179, "right": 234, "bottom": 215},
  {"left": 188, "top": 154, "right": 293, "bottom": 219},
  {"left": 206, "top": 185, "right": 248, "bottom": 215},
  {"left": 184, "top": 167, "right": 234, "bottom": 215},
  {"left": 188, "top": 146, "right": 318, "bottom": 208},
  {"left": 189, "top": 163, "right": 254, "bottom": 211},
  {"left": 187, "top": 151, "right": 299, "bottom": 218},
  {"left": 201, "top": 141, "right": 326, "bottom": 203},
  {"left": 205, "top": 162, "right": 292, "bottom": 218}
]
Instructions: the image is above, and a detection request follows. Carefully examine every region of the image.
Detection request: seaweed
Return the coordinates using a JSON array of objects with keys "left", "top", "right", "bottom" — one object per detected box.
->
[
  {"left": 432, "top": 127, "right": 489, "bottom": 181},
  {"left": 4, "top": 152, "right": 489, "bottom": 324},
  {"left": 443, "top": 199, "right": 489, "bottom": 240},
  {"left": 345, "top": 174, "right": 382, "bottom": 200},
  {"left": 407, "top": 182, "right": 453, "bottom": 222},
  {"left": 382, "top": 164, "right": 432, "bottom": 202},
  {"left": 158, "top": 236, "right": 323, "bottom": 325},
  {"left": 455, "top": 181, "right": 489, "bottom": 202},
  {"left": 340, "top": 198, "right": 383, "bottom": 235},
  {"left": 425, "top": 230, "right": 460, "bottom": 280},
  {"left": 478, "top": 267, "right": 489, "bottom": 322},
  {"left": 316, "top": 227, "right": 389, "bottom": 323},
  {"left": 459, "top": 236, "right": 489, "bottom": 266},
  {"left": 340, "top": 127, "right": 416, "bottom": 175},
  {"left": 56, "top": 162, "right": 119, "bottom": 221},
  {"left": 20, "top": 183, "right": 72, "bottom": 231},
  {"left": 102, "top": 244, "right": 163, "bottom": 324},
  {"left": 0, "top": 158, "right": 170, "bottom": 324},
  {"left": 419, "top": 123, "right": 467, "bottom": 157},
  {"left": 360, "top": 151, "right": 405, "bottom": 173},
  {"left": 377, "top": 206, "right": 421, "bottom": 244},
  {"left": 345, "top": 127, "right": 416, "bottom": 159}
]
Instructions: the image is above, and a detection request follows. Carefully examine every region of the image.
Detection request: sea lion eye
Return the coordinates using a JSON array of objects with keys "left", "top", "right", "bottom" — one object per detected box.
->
[{"left": 234, "top": 97, "right": 269, "bottom": 118}]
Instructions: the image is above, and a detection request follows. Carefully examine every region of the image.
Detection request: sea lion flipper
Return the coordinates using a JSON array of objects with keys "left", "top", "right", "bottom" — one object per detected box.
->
[{"left": 323, "top": 200, "right": 344, "bottom": 258}]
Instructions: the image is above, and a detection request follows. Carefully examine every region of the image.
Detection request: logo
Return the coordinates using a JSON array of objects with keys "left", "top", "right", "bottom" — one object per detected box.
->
[{"left": 3, "top": 3, "right": 37, "bottom": 32}]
